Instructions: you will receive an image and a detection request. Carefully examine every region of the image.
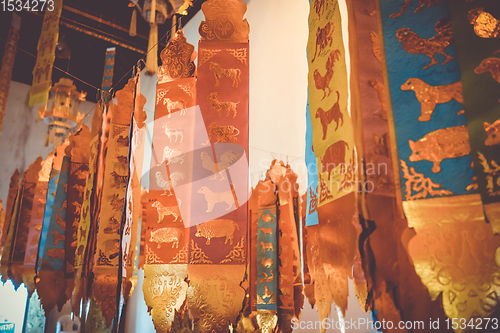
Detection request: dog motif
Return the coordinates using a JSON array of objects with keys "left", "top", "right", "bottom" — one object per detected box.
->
[
  {"left": 207, "top": 122, "right": 240, "bottom": 144},
  {"left": 312, "top": 22, "right": 333, "bottom": 63},
  {"left": 197, "top": 186, "right": 235, "bottom": 213},
  {"left": 396, "top": 16, "right": 454, "bottom": 70},
  {"left": 475, "top": 57, "right": 500, "bottom": 84},
  {"left": 401, "top": 78, "right": 463, "bottom": 121},
  {"left": 316, "top": 91, "right": 343, "bottom": 140},
  {"left": 208, "top": 92, "right": 239, "bottom": 118},
  {"left": 209, "top": 62, "right": 241, "bottom": 87},
  {"left": 260, "top": 227, "right": 273, "bottom": 237},
  {"left": 162, "top": 122, "right": 184, "bottom": 143},
  {"left": 152, "top": 200, "right": 182, "bottom": 223},
  {"left": 260, "top": 241, "right": 274, "bottom": 253},
  {"left": 484, "top": 119, "right": 500, "bottom": 146}
]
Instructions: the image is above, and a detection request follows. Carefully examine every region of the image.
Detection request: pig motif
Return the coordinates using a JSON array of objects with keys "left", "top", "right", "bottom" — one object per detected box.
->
[
  {"left": 409, "top": 126, "right": 471, "bottom": 173},
  {"left": 150, "top": 228, "right": 183, "bottom": 248},
  {"left": 46, "top": 248, "right": 65, "bottom": 261},
  {"left": 195, "top": 219, "right": 239, "bottom": 245},
  {"left": 321, "top": 140, "right": 349, "bottom": 180},
  {"left": 484, "top": 119, "right": 500, "bottom": 146}
]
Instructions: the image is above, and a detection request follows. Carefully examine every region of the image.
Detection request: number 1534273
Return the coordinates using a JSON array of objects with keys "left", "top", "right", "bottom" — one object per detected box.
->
[{"left": 1, "top": 0, "right": 54, "bottom": 12}]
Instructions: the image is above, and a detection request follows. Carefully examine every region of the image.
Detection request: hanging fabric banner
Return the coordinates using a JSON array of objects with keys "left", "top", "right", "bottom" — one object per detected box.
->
[
  {"left": 449, "top": 1, "right": 500, "bottom": 231},
  {"left": 29, "top": 0, "right": 63, "bottom": 106},
  {"left": 0, "top": 170, "right": 20, "bottom": 257},
  {"left": 9, "top": 158, "right": 43, "bottom": 289},
  {"left": 23, "top": 153, "right": 55, "bottom": 293},
  {"left": 93, "top": 79, "right": 134, "bottom": 328},
  {"left": 305, "top": 99, "right": 319, "bottom": 227},
  {"left": 308, "top": 0, "right": 355, "bottom": 208},
  {"left": 380, "top": 0, "right": 500, "bottom": 326},
  {"left": 0, "top": 14, "right": 21, "bottom": 134},
  {"left": 37, "top": 142, "right": 70, "bottom": 315},
  {"left": 102, "top": 47, "right": 116, "bottom": 95}
]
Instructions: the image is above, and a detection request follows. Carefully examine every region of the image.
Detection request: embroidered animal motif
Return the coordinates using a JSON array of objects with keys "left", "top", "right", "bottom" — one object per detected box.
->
[
  {"left": 260, "top": 241, "right": 274, "bottom": 252},
  {"left": 152, "top": 200, "right": 182, "bottom": 223},
  {"left": 155, "top": 171, "right": 185, "bottom": 195},
  {"left": 261, "top": 258, "right": 273, "bottom": 268},
  {"left": 102, "top": 239, "right": 120, "bottom": 260},
  {"left": 314, "top": 0, "right": 327, "bottom": 19},
  {"left": 195, "top": 219, "right": 239, "bottom": 245},
  {"left": 197, "top": 186, "right": 235, "bottom": 213},
  {"left": 260, "top": 270, "right": 274, "bottom": 283},
  {"left": 468, "top": 8, "right": 500, "bottom": 39},
  {"left": 475, "top": 57, "right": 500, "bottom": 92},
  {"left": 316, "top": 91, "right": 343, "bottom": 140},
  {"left": 162, "top": 122, "right": 184, "bottom": 143},
  {"left": 262, "top": 286, "right": 273, "bottom": 300},
  {"left": 108, "top": 193, "right": 123, "bottom": 211},
  {"left": 321, "top": 140, "right": 349, "bottom": 180},
  {"left": 401, "top": 78, "right": 463, "bottom": 121},
  {"left": 51, "top": 230, "right": 65, "bottom": 245},
  {"left": 409, "top": 126, "right": 471, "bottom": 173},
  {"left": 164, "top": 98, "right": 186, "bottom": 117},
  {"left": 116, "top": 135, "right": 129, "bottom": 147},
  {"left": 390, "top": 0, "right": 444, "bottom": 19},
  {"left": 162, "top": 146, "right": 183, "bottom": 164},
  {"left": 374, "top": 132, "right": 389, "bottom": 158},
  {"left": 115, "top": 155, "right": 127, "bottom": 166},
  {"left": 150, "top": 227, "right": 183, "bottom": 249},
  {"left": 260, "top": 227, "right": 273, "bottom": 237},
  {"left": 370, "top": 31, "right": 382, "bottom": 62},
  {"left": 46, "top": 248, "right": 65, "bottom": 261},
  {"left": 261, "top": 214, "right": 274, "bottom": 224},
  {"left": 110, "top": 171, "right": 128, "bottom": 188},
  {"left": 312, "top": 22, "right": 333, "bottom": 63},
  {"left": 200, "top": 151, "right": 240, "bottom": 181},
  {"left": 368, "top": 79, "right": 387, "bottom": 120},
  {"left": 74, "top": 169, "right": 88, "bottom": 180},
  {"left": 484, "top": 120, "right": 500, "bottom": 146},
  {"left": 104, "top": 216, "right": 120, "bottom": 234},
  {"left": 55, "top": 213, "right": 65, "bottom": 229},
  {"left": 396, "top": 16, "right": 454, "bottom": 70},
  {"left": 209, "top": 62, "right": 241, "bottom": 87},
  {"left": 208, "top": 123, "right": 240, "bottom": 143},
  {"left": 314, "top": 50, "right": 341, "bottom": 100},
  {"left": 56, "top": 201, "right": 67, "bottom": 212},
  {"left": 208, "top": 92, "right": 239, "bottom": 118}
]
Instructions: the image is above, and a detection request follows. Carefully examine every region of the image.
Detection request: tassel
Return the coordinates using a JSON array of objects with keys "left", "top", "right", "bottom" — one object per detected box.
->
[
  {"left": 146, "top": 22, "right": 158, "bottom": 75},
  {"left": 129, "top": 9, "right": 137, "bottom": 37}
]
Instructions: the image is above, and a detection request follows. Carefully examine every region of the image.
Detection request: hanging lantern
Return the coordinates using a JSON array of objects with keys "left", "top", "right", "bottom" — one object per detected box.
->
[{"left": 38, "top": 78, "right": 86, "bottom": 147}]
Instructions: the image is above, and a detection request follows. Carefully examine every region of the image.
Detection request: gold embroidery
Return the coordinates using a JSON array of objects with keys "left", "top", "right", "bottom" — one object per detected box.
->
[
  {"left": 178, "top": 82, "right": 195, "bottom": 98},
  {"left": 260, "top": 227, "right": 272, "bottom": 237},
  {"left": 227, "top": 48, "right": 248, "bottom": 66},
  {"left": 145, "top": 244, "right": 163, "bottom": 264},
  {"left": 401, "top": 78, "right": 463, "bottom": 121},
  {"left": 199, "top": 0, "right": 249, "bottom": 43},
  {"left": 150, "top": 228, "right": 183, "bottom": 249},
  {"left": 169, "top": 248, "right": 188, "bottom": 264},
  {"left": 189, "top": 239, "right": 213, "bottom": 264},
  {"left": 484, "top": 119, "right": 500, "bottom": 146},
  {"left": 260, "top": 241, "right": 273, "bottom": 252},
  {"left": 158, "top": 30, "right": 196, "bottom": 83},
  {"left": 200, "top": 151, "right": 240, "bottom": 180},
  {"left": 408, "top": 126, "right": 471, "bottom": 173},
  {"left": 208, "top": 92, "right": 239, "bottom": 118},
  {"left": 198, "top": 49, "right": 222, "bottom": 67},
  {"left": 259, "top": 269, "right": 274, "bottom": 283},
  {"left": 256, "top": 311, "right": 278, "bottom": 333},
  {"left": 197, "top": 186, "right": 235, "bottom": 212},
  {"left": 478, "top": 152, "right": 500, "bottom": 197},
  {"left": 261, "top": 258, "right": 273, "bottom": 268},
  {"left": 396, "top": 16, "right": 454, "bottom": 70},
  {"left": 195, "top": 219, "right": 239, "bottom": 245},
  {"left": 468, "top": 8, "right": 500, "bottom": 39},
  {"left": 207, "top": 122, "right": 240, "bottom": 143},
  {"left": 209, "top": 62, "right": 241, "bottom": 87},
  {"left": 220, "top": 237, "right": 245, "bottom": 264},
  {"left": 151, "top": 201, "right": 182, "bottom": 223},
  {"left": 400, "top": 160, "right": 453, "bottom": 200}
]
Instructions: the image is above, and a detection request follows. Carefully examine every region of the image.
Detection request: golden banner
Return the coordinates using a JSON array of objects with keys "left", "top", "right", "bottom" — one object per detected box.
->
[{"left": 29, "top": 0, "right": 63, "bottom": 106}]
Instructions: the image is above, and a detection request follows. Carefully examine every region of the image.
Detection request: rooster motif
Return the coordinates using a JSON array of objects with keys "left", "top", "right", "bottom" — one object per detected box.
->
[
  {"left": 396, "top": 16, "right": 454, "bottom": 70},
  {"left": 155, "top": 171, "right": 185, "bottom": 196},
  {"left": 314, "top": 50, "right": 341, "bottom": 100},
  {"left": 200, "top": 151, "right": 240, "bottom": 181}
]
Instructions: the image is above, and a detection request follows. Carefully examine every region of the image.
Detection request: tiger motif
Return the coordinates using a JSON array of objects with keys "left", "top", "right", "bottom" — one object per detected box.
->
[
  {"left": 209, "top": 62, "right": 241, "bottom": 87},
  {"left": 208, "top": 123, "right": 240, "bottom": 143}
]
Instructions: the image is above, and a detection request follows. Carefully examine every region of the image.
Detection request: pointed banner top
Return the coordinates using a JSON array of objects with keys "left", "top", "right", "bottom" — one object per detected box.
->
[{"left": 199, "top": 0, "right": 249, "bottom": 43}]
